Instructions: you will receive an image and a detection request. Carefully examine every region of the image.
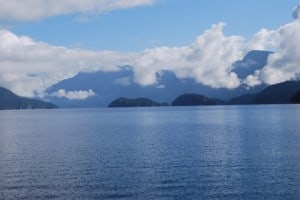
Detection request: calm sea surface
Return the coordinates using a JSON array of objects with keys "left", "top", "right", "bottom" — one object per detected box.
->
[{"left": 0, "top": 105, "right": 300, "bottom": 199}]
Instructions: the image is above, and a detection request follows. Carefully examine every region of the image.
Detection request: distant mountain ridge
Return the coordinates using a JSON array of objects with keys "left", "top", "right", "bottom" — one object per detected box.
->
[
  {"left": 251, "top": 81, "right": 300, "bottom": 104},
  {"left": 229, "top": 81, "right": 300, "bottom": 104},
  {"left": 2, "top": 80, "right": 299, "bottom": 110},
  {"left": 170, "top": 81, "right": 300, "bottom": 106},
  {"left": 0, "top": 87, "right": 57, "bottom": 110},
  {"left": 46, "top": 50, "right": 271, "bottom": 108}
]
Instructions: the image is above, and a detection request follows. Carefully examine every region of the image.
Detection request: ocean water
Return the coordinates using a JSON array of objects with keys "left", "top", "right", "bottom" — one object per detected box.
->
[{"left": 0, "top": 105, "right": 300, "bottom": 200}]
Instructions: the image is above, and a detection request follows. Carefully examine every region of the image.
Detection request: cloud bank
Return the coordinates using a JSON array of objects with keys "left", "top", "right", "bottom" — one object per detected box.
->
[
  {"left": 0, "top": 23, "right": 252, "bottom": 97},
  {"left": 2, "top": 8, "right": 300, "bottom": 98},
  {"left": 0, "top": 0, "right": 155, "bottom": 21},
  {"left": 245, "top": 12, "right": 300, "bottom": 86},
  {"left": 261, "top": 20, "right": 300, "bottom": 84},
  {"left": 0, "top": 29, "right": 134, "bottom": 97}
]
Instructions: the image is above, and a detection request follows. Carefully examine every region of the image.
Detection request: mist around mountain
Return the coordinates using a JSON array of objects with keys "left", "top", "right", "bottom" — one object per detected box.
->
[
  {"left": 45, "top": 50, "right": 271, "bottom": 108},
  {"left": 0, "top": 87, "right": 57, "bottom": 110}
]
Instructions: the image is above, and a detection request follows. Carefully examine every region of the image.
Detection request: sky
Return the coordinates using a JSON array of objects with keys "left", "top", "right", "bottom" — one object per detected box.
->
[
  {"left": 6, "top": 0, "right": 299, "bottom": 51},
  {"left": 0, "top": 0, "right": 300, "bottom": 98}
]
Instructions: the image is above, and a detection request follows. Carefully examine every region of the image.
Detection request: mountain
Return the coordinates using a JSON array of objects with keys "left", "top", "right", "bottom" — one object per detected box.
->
[
  {"left": 232, "top": 50, "right": 272, "bottom": 79},
  {"left": 0, "top": 87, "right": 57, "bottom": 110},
  {"left": 251, "top": 81, "right": 300, "bottom": 104},
  {"left": 45, "top": 50, "right": 271, "bottom": 108},
  {"left": 290, "top": 91, "right": 300, "bottom": 104},
  {"left": 108, "top": 97, "right": 163, "bottom": 107},
  {"left": 228, "top": 81, "right": 300, "bottom": 105},
  {"left": 172, "top": 93, "right": 219, "bottom": 106}
]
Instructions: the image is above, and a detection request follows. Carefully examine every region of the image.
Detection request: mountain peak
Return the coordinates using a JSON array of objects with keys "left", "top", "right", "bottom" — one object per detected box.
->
[
  {"left": 233, "top": 50, "right": 273, "bottom": 80},
  {"left": 243, "top": 50, "right": 273, "bottom": 62}
]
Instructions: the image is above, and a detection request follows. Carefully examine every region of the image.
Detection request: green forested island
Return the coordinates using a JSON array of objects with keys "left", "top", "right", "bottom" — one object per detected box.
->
[
  {"left": 108, "top": 97, "right": 166, "bottom": 107},
  {"left": 108, "top": 81, "right": 300, "bottom": 107}
]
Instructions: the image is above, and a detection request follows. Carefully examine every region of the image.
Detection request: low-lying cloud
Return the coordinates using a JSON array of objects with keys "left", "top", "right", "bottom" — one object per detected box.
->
[
  {"left": 0, "top": 29, "right": 133, "bottom": 97},
  {"left": 0, "top": 0, "right": 155, "bottom": 21},
  {"left": 50, "top": 89, "right": 96, "bottom": 100}
]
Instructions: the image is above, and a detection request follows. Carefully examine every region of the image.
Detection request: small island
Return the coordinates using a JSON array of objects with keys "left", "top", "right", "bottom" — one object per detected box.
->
[
  {"left": 171, "top": 93, "right": 218, "bottom": 106},
  {"left": 108, "top": 97, "right": 166, "bottom": 107}
]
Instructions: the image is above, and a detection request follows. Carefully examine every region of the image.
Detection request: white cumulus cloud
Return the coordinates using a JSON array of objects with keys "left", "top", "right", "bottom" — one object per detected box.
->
[
  {"left": 133, "top": 23, "right": 244, "bottom": 89},
  {"left": 243, "top": 70, "right": 262, "bottom": 87},
  {"left": 50, "top": 89, "right": 96, "bottom": 100},
  {"left": 0, "top": 0, "right": 155, "bottom": 21},
  {"left": 0, "top": 22, "right": 282, "bottom": 98},
  {"left": 260, "top": 20, "right": 300, "bottom": 84},
  {"left": 246, "top": 28, "right": 279, "bottom": 51},
  {"left": 0, "top": 29, "right": 134, "bottom": 97}
]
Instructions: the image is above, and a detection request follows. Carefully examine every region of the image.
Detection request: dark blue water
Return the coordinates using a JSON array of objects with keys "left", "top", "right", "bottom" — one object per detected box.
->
[{"left": 0, "top": 105, "right": 300, "bottom": 199}]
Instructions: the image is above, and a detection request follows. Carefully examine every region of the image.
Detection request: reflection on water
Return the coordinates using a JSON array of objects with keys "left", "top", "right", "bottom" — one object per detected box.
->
[{"left": 0, "top": 105, "right": 300, "bottom": 199}]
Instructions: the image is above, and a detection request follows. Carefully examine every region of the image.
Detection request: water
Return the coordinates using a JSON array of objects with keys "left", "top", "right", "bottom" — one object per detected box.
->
[{"left": 0, "top": 105, "right": 300, "bottom": 199}]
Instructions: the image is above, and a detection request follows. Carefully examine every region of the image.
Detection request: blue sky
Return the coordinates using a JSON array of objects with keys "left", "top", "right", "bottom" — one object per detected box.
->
[
  {"left": 8, "top": 0, "right": 299, "bottom": 51},
  {"left": 0, "top": 0, "right": 300, "bottom": 99}
]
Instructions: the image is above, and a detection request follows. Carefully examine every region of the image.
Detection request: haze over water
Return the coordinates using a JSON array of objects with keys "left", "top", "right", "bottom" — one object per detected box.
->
[{"left": 0, "top": 105, "right": 300, "bottom": 199}]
